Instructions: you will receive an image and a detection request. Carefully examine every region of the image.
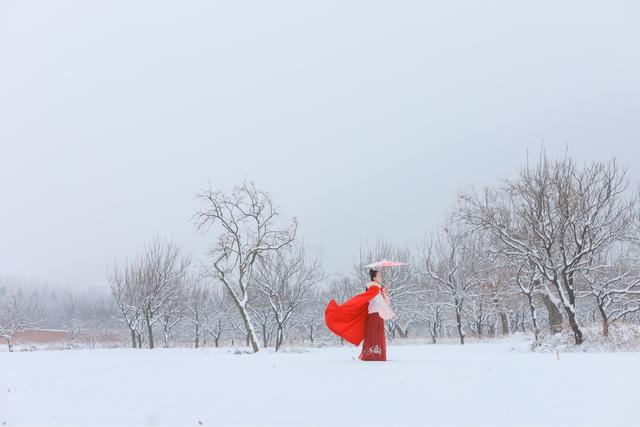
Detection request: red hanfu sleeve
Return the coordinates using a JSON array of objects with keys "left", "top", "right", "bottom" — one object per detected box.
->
[{"left": 324, "top": 286, "right": 381, "bottom": 346}]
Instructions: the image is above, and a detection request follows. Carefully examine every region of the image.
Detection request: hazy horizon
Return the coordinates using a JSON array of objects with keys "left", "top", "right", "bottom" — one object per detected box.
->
[{"left": 1, "top": 1, "right": 639, "bottom": 288}]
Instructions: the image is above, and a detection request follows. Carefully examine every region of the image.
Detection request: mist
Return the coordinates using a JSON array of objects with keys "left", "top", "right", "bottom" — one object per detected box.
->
[{"left": 1, "top": 0, "right": 639, "bottom": 287}]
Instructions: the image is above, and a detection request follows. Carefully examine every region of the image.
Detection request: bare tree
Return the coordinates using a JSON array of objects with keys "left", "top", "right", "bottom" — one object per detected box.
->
[
  {"left": 579, "top": 251, "right": 640, "bottom": 337},
  {"left": 299, "top": 289, "right": 326, "bottom": 344},
  {"left": 60, "top": 292, "right": 83, "bottom": 340},
  {"left": 194, "top": 180, "right": 297, "bottom": 353},
  {"left": 415, "top": 288, "right": 445, "bottom": 344},
  {"left": 464, "top": 285, "right": 496, "bottom": 339},
  {"left": 248, "top": 294, "right": 276, "bottom": 348},
  {"left": 158, "top": 284, "right": 187, "bottom": 348},
  {"left": 481, "top": 251, "right": 519, "bottom": 337},
  {"left": 458, "top": 153, "right": 635, "bottom": 344},
  {"left": 138, "top": 238, "right": 191, "bottom": 349},
  {"left": 204, "top": 292, "right": 229, "bottom": 348},
  {"left": 109, "top": 238, "right": 190, "bottom": 349},
  {"left": 184, "top": 277, "right": 221, "bottom": 348},
  {"left": 109, "top": 258, "right": 143, "bottom": 348},
  {"left": 253, "top": 244, "right": 323, "bottom": 351},
  {"left": 515, "top": 262, "right": 542, "bottom": 343},
  {"left": 0, "top": 287, "right": 42, "bottom": 352},
  {"left": 423, "top": 226, "right": 482, "bottom": 345}
]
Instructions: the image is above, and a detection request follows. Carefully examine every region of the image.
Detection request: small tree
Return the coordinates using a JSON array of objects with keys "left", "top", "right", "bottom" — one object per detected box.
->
[
  {"left": 184, "top": 277, "right": 221, "bottom": 348},
  {"left": 109, "top": 237, "right": 190, "bottom": 349},
  {"left": 515, "top": 262, "right": 542, "bottom": 344},
  {"left": 109, "top": 258, "right": 143, "bottom": 348},
  {"left": 138, "top": 238, "right": 191, "bottom": 349},
  {"left": 253, "top": 244, "right": 323, "bottom": 351},
  {"left": 0, "top": 287, "right": 42, "bottom": 352},
  {"left": 423, "top": 226, "right": 482, "bottom": 345},
  {"left": 579, "top": 251, "right": 640, "bottom": 337}
]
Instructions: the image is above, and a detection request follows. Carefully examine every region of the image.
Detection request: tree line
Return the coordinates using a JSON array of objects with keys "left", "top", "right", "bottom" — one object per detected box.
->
[{"left": 3, "top": 150, "right": 640, "bottom": 352}]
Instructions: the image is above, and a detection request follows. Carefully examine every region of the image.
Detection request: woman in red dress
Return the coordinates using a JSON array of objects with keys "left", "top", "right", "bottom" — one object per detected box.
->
[
  {"left": 359, "top": 269, "right": 394, "bottom": 361},
  {"left": 324, "top": 268, "right": 395, "bottom": 362}
]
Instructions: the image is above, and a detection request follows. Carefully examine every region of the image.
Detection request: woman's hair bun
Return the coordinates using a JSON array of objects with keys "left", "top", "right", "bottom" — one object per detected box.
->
[{"left": 369, "top": 268, "right": 379, "bottom": 281}]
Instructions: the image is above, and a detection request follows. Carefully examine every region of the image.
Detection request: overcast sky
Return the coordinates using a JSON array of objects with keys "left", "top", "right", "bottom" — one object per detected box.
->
[{"left": 1, "top": 1, "right": 639, "bottom": 288}]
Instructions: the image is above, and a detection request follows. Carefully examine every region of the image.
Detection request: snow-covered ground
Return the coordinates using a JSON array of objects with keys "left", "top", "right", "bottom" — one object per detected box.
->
[{"left": 2, "top": 337, "right": 639, "bottom": 426}]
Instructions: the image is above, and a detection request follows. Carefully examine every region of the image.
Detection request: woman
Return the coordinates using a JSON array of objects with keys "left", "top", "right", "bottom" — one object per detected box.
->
[
  {"left": 359, "top": 268, "right": 394, "bottom": 361},
  {"left": 324, "top": 268, "right": 395, "bottom": 362}
]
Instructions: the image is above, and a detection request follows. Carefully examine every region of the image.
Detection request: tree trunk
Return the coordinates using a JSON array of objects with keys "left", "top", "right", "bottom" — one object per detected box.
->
[
  {"left": 146, "top": 317, "right": 155, "bottom": 349},
  {"left": 499, "top": 312, "right": 510, "bottom": 335},
  {"left": 275, "top": 328, "right": 284, "bottom": 352},
  {"left": 238, "top": 306, "right": 259, "bottom": 352},
  {"left": 597, "top": 303, "right": 610, "bottom": 337},
  {"left": 427, "top": 321, "right": 437, "bottom": 344},
  {"left": 526, "top": 293, "right": 540, "bottom": 343},
  {"left": 130, "top": 329, "right": 137, "bottom": 348},
  {"left": 540, "top": 293, "right": 563, "bottom": 334},
  {"left": 163, "top": 325, "right": 170, "bottom": 348},
  {"left": 261, "top": 324, "right": 268, "bottom": 348},
  {"left": 394, "top": 324, "right": 408, "bottom": 339},
  {"left": 561, "top": 274, "right": 584, "bottom": 344},
  {"left": 455, "top": 302, "right": 465, "bottom": 345},
  {"left": 488, "top": 322, "right": 496, "bottom": 337},
  {"left": 527, "top": 295, "right": 539, "bottom": 342},
  {"left": 564, "top": 307, "right": 584, "bottom": 344}
]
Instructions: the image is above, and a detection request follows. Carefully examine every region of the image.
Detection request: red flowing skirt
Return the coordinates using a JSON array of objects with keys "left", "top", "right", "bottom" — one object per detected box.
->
[{"left": 359, "top": 312, "right": 387, "bottom": 361}]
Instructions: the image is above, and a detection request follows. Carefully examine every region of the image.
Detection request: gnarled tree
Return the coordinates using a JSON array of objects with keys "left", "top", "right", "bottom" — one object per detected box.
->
[
  {"left": 458, "top": 153, "right": 634, "bottom": 344},
  {"left": 194, "top": 180, "right": 297, "bottom": 353}
]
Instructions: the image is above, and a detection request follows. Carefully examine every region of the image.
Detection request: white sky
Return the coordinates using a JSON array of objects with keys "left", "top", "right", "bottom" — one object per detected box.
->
[{"left": 1, "top": 1, "right": 639, "bottom": 288}]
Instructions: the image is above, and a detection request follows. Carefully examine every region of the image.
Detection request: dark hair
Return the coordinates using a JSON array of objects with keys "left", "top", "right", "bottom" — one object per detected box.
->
[{"left": 369, "top": 268, "right": 380, "bottom": 281}]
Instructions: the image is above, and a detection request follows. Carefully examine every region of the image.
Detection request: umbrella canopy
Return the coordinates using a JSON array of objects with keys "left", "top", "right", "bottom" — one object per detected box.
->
[{"left": 364, "top": 259, "right": 407, "bottom": 268}]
